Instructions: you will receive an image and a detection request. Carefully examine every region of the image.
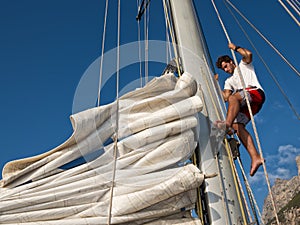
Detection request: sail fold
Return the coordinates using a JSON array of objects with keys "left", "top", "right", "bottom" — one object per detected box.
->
[{"left": 0, "top": 73, "right": 204, "bottom": 224}]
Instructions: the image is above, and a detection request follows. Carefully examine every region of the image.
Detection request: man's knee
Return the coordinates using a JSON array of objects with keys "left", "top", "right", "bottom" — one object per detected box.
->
[
  {"left": 228, "top": 93, "right": 244, "bottom": 105},
  {"left": 228, "top": 94, "right": 237, "bottom": 102}
]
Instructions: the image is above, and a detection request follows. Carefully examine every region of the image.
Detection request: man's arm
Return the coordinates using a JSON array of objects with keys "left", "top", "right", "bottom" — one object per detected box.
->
[
  {"left": 222, "top": 89, "right": 232, "bottom": 102},
  {"left": 215, "top": 74, "right": 232, "bottom": 101},
  {"left": 228, "top": 43, "right": 252, "bottom": 64}
]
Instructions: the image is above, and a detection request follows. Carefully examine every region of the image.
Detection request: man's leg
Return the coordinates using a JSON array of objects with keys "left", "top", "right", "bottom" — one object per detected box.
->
[
  {"left": 225, "top": 93, "right": 243, "bottom": 128},
  {"left": 232, "top": 123, "right": 264, "bottom": 176},
  {"left": 214, "top": 92, "right": 243, "bottom": 133}
]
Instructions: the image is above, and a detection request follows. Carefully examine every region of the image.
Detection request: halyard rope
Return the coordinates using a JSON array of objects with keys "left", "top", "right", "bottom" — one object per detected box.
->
[
  {"left": 226, "top": 0, "right": 300, "bottom": 78},
  {"left": 97, "top": 0, "right": 109, "bottom": 107},
  {"left": 278, "top": 0, "right": 300, "bottom": 26},
  {"left": 144, "top": 3, "right": 149, "bottom": 83},
  {"left": 237, "top": 157, "right": 262, "bottom": 223},
  {"left": 211, "top": 0, "right": 280, "bottom": 224},
  {"left": 225, "top": 0, "right": 300, "bottom": 120},
  {"left": 137, "top": 0, "right": 143, "bottom": 87},
  {"left": 202, "top": 58, "right": 246, "bottom": 225},
  {"left": 162, "top": 0, "right": 182, "bottom": 77},
  {"left": 107, "top": 0, "right": 121, "bottom": 224}
]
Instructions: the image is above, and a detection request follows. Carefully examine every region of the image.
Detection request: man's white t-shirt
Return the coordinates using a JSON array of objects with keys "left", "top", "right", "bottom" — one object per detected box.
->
[{"left": 224, "top": 60, "right": 263, "bottom": 93}]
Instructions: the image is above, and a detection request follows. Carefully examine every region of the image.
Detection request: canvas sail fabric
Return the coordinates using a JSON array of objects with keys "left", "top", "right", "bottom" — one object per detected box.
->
[{"left": 0, "top": 73, "right": 204, "bottom": 224}]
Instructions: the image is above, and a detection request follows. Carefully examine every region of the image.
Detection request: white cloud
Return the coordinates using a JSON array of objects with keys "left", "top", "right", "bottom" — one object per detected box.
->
[
  {"left": 254, "top": 114, "right": 264, "bottom": 124},
  {"left": 248, "top": 171, "right": 265, "bottom": 184},
  {"left": 277, "top": 145, "right": 300, "bottom": 165},
  {"left": 274, "top": 167, "right": 291, "bottom": 179},
  {"left": 249, "top": 144, "right": 299, "bottom": 185},
  {"left": 271, "top": 101, "right": 285, "bottom": 110}
]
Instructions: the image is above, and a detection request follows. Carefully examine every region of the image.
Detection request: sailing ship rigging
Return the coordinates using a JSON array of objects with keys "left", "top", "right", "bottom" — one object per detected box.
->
[{"left": 0, "top": 0, "right": 299, "bottom": 224}]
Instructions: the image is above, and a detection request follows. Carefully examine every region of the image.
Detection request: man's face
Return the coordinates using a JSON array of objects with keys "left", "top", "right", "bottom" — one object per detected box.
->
[{"left": 221, "top": 61, "right": 235, "bottom": 74}]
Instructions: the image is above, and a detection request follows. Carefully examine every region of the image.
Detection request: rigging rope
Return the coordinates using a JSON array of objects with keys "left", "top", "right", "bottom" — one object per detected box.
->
[
  {"left": 201, "top": 7, "right": 249, "bottom": 225},
  {"left": 210, "top": 0, "right": 280, "bottom": 224},
  {"left": 144, "top": 2, "right": 149, "bottom": 83},
  {"left": 225, "top": 0, "right": 300, "bottom": 78},
  {"left": 137, "top": 0, "right": 143, "bottom": 87},
  {"left": 232, "top": 157, "right": 254, "bottom": 224},
  {"left": 290, "top": 0, "right": 300, "bottom": 13},
  {"left": 205, "top": 56, "right": 262, "bottom": 224},
  {"left": 287, "top": 0, "right": 300, "bottom": 15},
  {"left": 278, "top": 0, "right": 300, "bottom": 26},
  {"left": 202, "top": 58, "right": 248, "bottom": 225},
  {"left": 202, "top": 65, "right": 230, "bottom": 225},
  {"left": 107, "top": 0, "right": 121, "bottom": 224},
  {"left": 224, "top": 0, "right": 300, "bottom": 120},
  {"left": 165, "top": 0, "right": 173, "bottom": 66},
  {"left": 136, "top": 0, "right": 151, "bottom": 21},
  {"left": 237, "top": 158, "right": 262, "bottom": 224},
  {"left": 97, "top": 0, "right": 109, "bottom": 107},
  {"left": 136, "top": 0, "right": 151, "bottom": 86},
  {"left": 162, "top": 0, "right": 182, "bottom": 77}
]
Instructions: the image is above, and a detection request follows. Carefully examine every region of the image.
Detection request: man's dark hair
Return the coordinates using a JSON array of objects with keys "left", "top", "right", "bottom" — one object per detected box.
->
[{"left": 216, "top": 55, "right": 233, "bottom": 69}]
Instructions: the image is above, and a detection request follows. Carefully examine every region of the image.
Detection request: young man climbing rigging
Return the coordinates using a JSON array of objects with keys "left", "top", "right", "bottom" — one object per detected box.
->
[{"left": 215, "top": 43, "right": 265, "bottom": 176}]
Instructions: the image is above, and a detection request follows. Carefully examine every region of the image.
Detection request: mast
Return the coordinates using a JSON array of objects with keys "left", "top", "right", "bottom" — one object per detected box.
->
[{"left": 169, "top": 0, "right": 247, "bottom": 224}]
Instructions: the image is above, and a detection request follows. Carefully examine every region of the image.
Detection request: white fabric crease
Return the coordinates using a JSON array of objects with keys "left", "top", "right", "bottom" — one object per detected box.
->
[{"left": 0, "top": 73, "right": 204, "bottom": 224}]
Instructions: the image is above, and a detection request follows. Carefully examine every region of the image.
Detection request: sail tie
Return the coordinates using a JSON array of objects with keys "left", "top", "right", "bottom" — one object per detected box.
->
[{"left": 211, "top": 0, "right": 280, "bottom": 224}]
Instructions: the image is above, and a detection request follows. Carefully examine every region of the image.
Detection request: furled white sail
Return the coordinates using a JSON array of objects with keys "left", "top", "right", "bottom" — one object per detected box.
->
[{"left": 0, "top": 73, "right": 204, "bottom": 224}]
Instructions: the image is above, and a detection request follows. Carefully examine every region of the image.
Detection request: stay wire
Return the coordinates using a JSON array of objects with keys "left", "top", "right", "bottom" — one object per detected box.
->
[
  {"left": 202, "top": 61, "right": 231, "bottom": 225},
  {"left": 144, "top": 1, "right": 150, "bottom": 83},
  {"left": 97, "top": 0, "right": 109, "bottom": 107},
  {"left": 162, "top": 0, "right": 182, "bottom": 77},
  {"left": 224, "top": 0, "right": 300, "bottom": 120},
  {"left": 290, "top": 0, "right": 300, "bottom": 11},
  {"left": 287, "top": 0, "right": 300, "bottom": 15},
  {"left": 137, "top": 0, "right": 143, "bottom": 87},
  {"left": 107, "top": 0, "right": 121, "bottom": 224},
  {"left": 233, "top": 158, "right": 254, "bottom": 224},
  {"left": 211, "top": 0, "right": 280, "bottom": 224},
  {"left": 204, "top": 55, "right": 255, "bottom": 223},
  {"left": 226, "top": 0, "right": 300, "bottom": 77},
  {"left": 278, "top": 0, "right": 300, "bottom": 26},
  {"left": 237, "top": 157, "right": 262, "bottom": 224},
  {"left": 165, "top": 0, "right": 173, "bottom": 65}
]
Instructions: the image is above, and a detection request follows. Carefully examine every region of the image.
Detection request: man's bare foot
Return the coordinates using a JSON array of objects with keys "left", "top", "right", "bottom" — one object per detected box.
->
[{"left": 250, "top": 157, "right": 265, "bottom": 176}]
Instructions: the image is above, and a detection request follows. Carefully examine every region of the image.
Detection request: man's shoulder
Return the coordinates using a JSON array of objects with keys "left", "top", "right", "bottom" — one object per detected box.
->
[
  {"left": 224, "top": 76, "right": 232, "bottom": 82},
  {"left": 224, "top": 76, "right": 234, "bottom": 86},
  {"left": 239, "top": 60, "right": 253, "bottom": 68}
]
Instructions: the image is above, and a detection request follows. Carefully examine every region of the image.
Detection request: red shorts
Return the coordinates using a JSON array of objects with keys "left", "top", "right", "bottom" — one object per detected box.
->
[{"left": 240, "top": 88, "right": 265, "bottom": 119}]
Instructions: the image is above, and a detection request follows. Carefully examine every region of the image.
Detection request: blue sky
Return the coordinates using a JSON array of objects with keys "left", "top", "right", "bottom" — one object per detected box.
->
[{"left": 0, "top": 0, "right": 299, "bottom": 212}]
